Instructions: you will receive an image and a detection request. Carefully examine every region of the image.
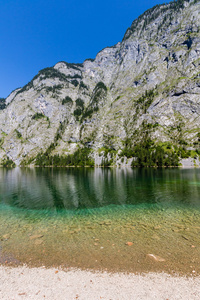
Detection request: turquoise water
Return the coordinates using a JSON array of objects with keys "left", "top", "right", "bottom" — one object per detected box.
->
[{"left": 0, "top": 167, "right": 200, "bottom": 274}]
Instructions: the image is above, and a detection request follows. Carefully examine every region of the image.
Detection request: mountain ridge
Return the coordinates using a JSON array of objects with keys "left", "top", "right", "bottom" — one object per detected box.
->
[{"left": 1, "top": 0, "right": 200, "bottom": 167}]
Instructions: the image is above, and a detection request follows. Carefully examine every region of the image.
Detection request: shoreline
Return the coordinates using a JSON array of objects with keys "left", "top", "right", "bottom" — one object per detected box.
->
[
  {"left": 0, "top": 165, "right": 200, "bottom": 168},
  {"left": 0, "top": 266, "right": 200, "bottom": 300}
]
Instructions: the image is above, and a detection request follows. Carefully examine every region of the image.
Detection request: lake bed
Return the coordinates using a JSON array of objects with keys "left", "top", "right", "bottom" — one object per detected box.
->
[{"left": 0, "top": 167, "right": 200, "bottom": 275}]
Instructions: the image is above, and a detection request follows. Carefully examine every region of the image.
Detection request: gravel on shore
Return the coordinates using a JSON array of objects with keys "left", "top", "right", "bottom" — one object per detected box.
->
[{"left": 0, "top": 266, "right": 200, "bottom": 300}]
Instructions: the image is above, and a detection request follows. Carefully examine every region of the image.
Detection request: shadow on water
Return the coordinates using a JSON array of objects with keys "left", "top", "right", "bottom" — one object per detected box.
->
[{"left": 0, "top": 167, "right": 200, "bottom": 212}]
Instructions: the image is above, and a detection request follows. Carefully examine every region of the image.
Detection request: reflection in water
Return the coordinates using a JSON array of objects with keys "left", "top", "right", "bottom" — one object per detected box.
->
[
  {"left": 44, "top": 172, "right": 65, "bottom": 211},
  {"left": 1, "top": 167, "right": 200, "bottom": 274},
  {"left": 0, "top": 167, "right": 200, "bottom": 211}
]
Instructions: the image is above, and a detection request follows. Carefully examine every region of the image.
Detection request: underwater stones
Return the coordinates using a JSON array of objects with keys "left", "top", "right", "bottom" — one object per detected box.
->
[
  {"left": 173, "top": 224, "right": 185, "bottom": 229},
  {"left": 99, "top": 220, "right": 112, "bottom": 226},
  {"left": 151, "top": 234, "right": 160, "bottom": 240},
  {"left": 69, "top": 225, "right": 76, "bottom": 229},
  {"left": 125, "top": 242, "right": 133, "bottom": 246},
  {"left": 29, "top": 234, "right": 43, "bottom": 240},
  {"left": 182, "top": 235, "right": 189, "bottom": 241},
  {"left": 139, "top": 224, "right": 148, "bottom": 230},
  {"left": 72, "top": 229, "right": 81, "bottom": 234},
  {"left": 123, "top": 225, "right": 135, "bottom": 231},
  {"left": 86, "top": 226, "right": 95, "bottom": 230},
  {"left": 85, "top": 222, "right": 91, "bottom": 225},
  {"left": 172, "top": 229, "right": 181, "bottom": 233},
  {"left": 153, "top": 226, "right": 161, "bottom": 230},
  {"left": 104, "top": 222, "right": 112, "bottom": 226},
  {"left": 147, "top": 254, "right": 165, "bottom": 262},
  {"left": 2, "top": 234, "right": 10, "bottom": 240},
  {"left": 171, "top": 224, "right": 190, "bottom": 233},
  {"left": 192, "top": 226, "right": 200, "bottom": 230},
  {"left": 34, "top": 239, "right": 43, "bottom": 245}
]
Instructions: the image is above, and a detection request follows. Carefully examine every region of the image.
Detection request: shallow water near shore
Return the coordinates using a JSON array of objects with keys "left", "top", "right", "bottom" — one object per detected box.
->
[{"left": 0, "top": 167, "right": 200, "bottom": 275}]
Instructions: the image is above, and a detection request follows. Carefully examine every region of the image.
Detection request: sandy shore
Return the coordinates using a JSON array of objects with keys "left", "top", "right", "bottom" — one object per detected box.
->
[{"left": 0, "top": 266, "right": 200, "bottom": 299}]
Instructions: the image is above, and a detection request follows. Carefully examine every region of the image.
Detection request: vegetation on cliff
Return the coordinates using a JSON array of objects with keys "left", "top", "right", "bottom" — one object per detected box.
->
[
  {"left": 0, "top": 98, "right": 6, "bottom": 110},
  {"left": 34, "top": 147, "right": 94, "bottom": 167}
]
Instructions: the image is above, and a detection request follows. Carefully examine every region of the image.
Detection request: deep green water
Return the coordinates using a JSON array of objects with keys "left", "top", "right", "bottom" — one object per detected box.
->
[{"left": 0, "top": 167, "right": 200, "bottom": 274}]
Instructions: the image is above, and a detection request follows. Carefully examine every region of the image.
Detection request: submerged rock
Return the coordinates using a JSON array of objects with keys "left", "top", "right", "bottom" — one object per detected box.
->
[
  {"left": 2, "top": 234, "right": 10, "bottom": 240},
  {"left": 125, "top": 242, "right": 133, "bottom": 246},
  {"left": 29, "top": 234, "right": 43, "bottom": 240},
  {"left": 34, "top": 239, "right": 43, "bottom": 245},
  {"left": 147, "top": 254, "right": 165, "bottom": 262}
]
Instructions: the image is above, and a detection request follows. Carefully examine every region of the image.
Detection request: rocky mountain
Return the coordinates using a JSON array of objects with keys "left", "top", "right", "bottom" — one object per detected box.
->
[{"left": 1, "top": 0, "right": 200, "bottom": 167}]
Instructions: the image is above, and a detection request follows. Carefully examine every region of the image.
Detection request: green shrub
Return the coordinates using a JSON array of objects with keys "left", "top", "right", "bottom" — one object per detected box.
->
[
  {"left": 71, "top": 80, "right": 79, "bottom": 87},
  {"left": 62, "top": 96, "right": 73, "bottom": 105},
  {"left": 197, "top": 132, "right": 200, "bottom": 142},
  {"left": 123, "top": 0, "right": 191, "bottom": 40},
  {"left": 130, "top": 139, "right": 179, "bottom": 167},
  {"left": 94, "top": 82, "right": 107, "bottom": 92},
  {"left": 0, "top": 98, "right": 6, "bottom": 110},
  {"left": 100, "top": 158, "right": 113, "bottom": 167},
  {"left": 75, "top": 98, "right": 84, "bottom": 108},
  {"left": 81, "top": 82, "right": 107, "bottom": 122},
  {"left": 135, "top": 89, "right": 157, "bottom": 113},
  {"left": 35, "top": 147, "right": 94, "bottom": 167},
  {"left": 73, "top": 98, "right": 84, "bottom": 121},
  {"left": 32, "top": 112, "right": 45, "bottom": 120},
  {"left": 2, "top": 157, "right": 16, "bottom": 168},
  {"left": 45, "top": 84, "right": 63, "bottom": 93},
  {"left": 120, "top": 139, "right": 179, "bottom": 167},
  {"left": 16, "top": 67, "right": 70, "bottom": 95},
  {"left": 80, "top": 81, "right": 88, "bottom": 89},
  {"left": 74, "top": 108, "right": 83, "bottom": 120},
  {"left": 58, "top": 61, "right": 83, "bottom": 71},
  {"left": 66, "top": 74, "right": 81, "bottom": 79},
  {"left": 84, "top": 58, "right": 94, "bottom": 62},
  {"left": 15, "top": 129, "right": 22, "bottom": 139},
  {"left": 81, "top": 107, "right": 99, "bottom": 120},
  {"left": 38, "top": 68, "right": 69, "bottom": 81}
]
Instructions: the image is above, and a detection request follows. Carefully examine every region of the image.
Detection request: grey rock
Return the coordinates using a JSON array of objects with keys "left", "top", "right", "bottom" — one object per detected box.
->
[{"left": 1, "top": 1, "right": 200, "bottom": 165}]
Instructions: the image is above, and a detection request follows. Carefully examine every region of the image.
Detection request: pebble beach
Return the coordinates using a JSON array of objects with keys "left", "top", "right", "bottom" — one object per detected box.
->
[{"left": 1, "top": 266, "right": 200, "bottom": 300}]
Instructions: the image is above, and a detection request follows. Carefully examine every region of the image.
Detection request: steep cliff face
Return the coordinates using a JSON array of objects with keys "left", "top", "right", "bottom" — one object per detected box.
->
[{"left": 1, "top": 0, "right": 200, "bottom": 166}]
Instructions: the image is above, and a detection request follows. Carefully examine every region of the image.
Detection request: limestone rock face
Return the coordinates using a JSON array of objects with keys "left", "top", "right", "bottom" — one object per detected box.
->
[{"left": 1, "top": 0, "right": 200, "bottom": 165}]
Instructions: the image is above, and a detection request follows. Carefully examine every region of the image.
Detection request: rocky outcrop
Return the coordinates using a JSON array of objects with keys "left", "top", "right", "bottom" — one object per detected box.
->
[{"left": 0, "top": 0, "right": 200, "bottom": 166}]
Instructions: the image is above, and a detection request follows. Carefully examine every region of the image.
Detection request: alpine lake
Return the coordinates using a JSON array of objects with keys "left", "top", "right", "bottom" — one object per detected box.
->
[{"left": 1, "top": 167, "right": 200, "bottom": 275}]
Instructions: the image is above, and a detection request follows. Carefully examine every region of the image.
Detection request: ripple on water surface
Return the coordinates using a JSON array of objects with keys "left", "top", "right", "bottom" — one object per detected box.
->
[{"left": 0, "top": 167, "right": 200, "bottom": 275}]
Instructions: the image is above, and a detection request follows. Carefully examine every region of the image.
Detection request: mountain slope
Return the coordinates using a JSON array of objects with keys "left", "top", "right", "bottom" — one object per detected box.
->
[{"left": 1, "top": 0, "right": 200, "bottom": 167}]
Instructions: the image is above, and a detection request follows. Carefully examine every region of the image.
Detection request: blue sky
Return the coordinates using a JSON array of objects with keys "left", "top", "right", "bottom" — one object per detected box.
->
[{"left": 0, "top": 0, "right": 169, "bottom": 98}]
